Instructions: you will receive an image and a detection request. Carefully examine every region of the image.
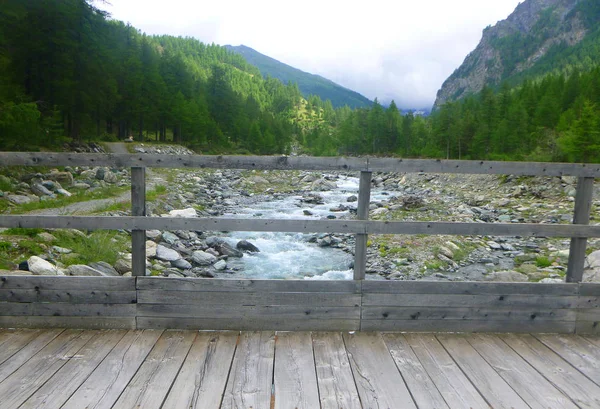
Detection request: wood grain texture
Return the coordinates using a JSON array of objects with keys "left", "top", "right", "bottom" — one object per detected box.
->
[
  {"left": 162, "top": 332, "right": 238, "bottom": 409},
  {"left": 363, "top": 293, "right": 582, "bottom": 308},
  {"left": 362, "top": 306, "right": 576, "bottom": 321},
  {"left": 343, "top": 332, "right": 417, "bottom": 409},
  {"left": 535, "top": 334, "right": 600, "bottom": 386},
  {"left": 362, "top": 280, "right": 579, "bottom": 295},
  {"left": 467, "top": 334, "right": 578, "bottom": 409},
  {"left": 0, "top": 289, "right": 136, "bottom": 304},
  {"left": 0, "top": 329, "right": 44, "bottom": 366},
  {"left": 273, "top": 332, "right": 320, "bottom": 409},
  {"left": 112, "top": 330, "right": 196, "bottom": 409},
  {"left": 136, "top": 317, "right": 360, "bottom": 331},
  {"left": 403, "top": 334, "right": 490, "bottom": 409},
  {"left": 0, "top": 275, "right": 134, "bottom": 290},
  {"left": 221, "top": 331, "right": 275, "bottom": 409},
  {"left": 567, "top": 177, "right": 594, "bottom": 282},
  {"left": 0, "top": 329, "right": 95, "bottom": 409},
  {"left": 61, "top": 329, "right": 163, "bottom": 409},
  {"left": 19, "top": 330, "right": 126, "bottom": 409},
  {"left": 0, "top": 316, "right": 136, "bottom": 329},
  {"left": 383, "top": 333, "right": 449, "bottom": 409},
  {"left": 312, "top": 332, "right": 361, "bottom": 409},
  {"left": 436, "top": 334, "right": 528, "bottom": 409},
  {"left": 501, "top": 333, "right": 600, "bottom": 408}
]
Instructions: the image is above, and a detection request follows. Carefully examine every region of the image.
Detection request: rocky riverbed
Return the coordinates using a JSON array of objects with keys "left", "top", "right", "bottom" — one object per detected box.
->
[{"left": 1, "top": 145, "right": 600, "bottom": 283}]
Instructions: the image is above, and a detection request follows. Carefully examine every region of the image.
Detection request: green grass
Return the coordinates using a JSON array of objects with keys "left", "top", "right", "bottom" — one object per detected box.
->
[
  {"left": 5, "top": 185, "right": 128, "bottom": 213},
  {"left": 3, "top": 228, "right": 45, "bottom": 237},
  {"left": 0, "top": 237, "right": 46, "bottom": 270},
  {"left": 146, "top": 184, "right": 167, "bottom": 201},
  {"left": 52, "top": 230, "right": 129, "bottom": 265},
  {"left": 535, "top": 256, "right": 553, "bottom": 268}
]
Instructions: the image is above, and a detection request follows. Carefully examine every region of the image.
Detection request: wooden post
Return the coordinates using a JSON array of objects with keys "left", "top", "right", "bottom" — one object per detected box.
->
[
  {"left": 566, "top": 177, "right": 594, "bottom": 283},
  {"left": 354, "top": 171, "right": 372, "bottom": 280},
  {"left": 131, "top": 167, "right": 146, "bottom": 277}
]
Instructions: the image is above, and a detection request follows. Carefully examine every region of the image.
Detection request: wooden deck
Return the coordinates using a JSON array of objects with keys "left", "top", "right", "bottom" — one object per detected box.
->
[{"left": 0, "top": 329, "right": 598, "bottom": 408}]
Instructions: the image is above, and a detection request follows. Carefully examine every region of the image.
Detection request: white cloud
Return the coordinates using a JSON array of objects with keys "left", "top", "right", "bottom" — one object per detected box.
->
[{"left": 102, "top": 0, "right": 522, "bottom": 108}]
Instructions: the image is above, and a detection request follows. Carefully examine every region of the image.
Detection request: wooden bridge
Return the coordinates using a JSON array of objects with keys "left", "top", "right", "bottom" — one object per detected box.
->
[{"left": 0, "top": 152, "right": 599, "bottom": 408}]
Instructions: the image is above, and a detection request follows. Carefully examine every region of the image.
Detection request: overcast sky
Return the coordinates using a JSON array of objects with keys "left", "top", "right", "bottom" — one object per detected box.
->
[{"left": 101, "top": 0, "right": 523, "bottom": 109}]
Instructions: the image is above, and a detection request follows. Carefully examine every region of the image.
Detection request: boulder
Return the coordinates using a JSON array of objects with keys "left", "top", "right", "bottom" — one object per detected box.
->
[
  {"left": 161, "top": 231, "right": 179, "bottom": 245},
  {"left": 67, "top": 264, "right": 106, "bottom": 276},
  {"left": 311, "top": 179, "right": 337, "bottom": 191},
  {"left": 114, "top": 258, "right": 132, "bottom": 274},
  {"left": 214, "top": 260, "right": 227, "bottom": 270},
  {"left": 484, "top": 271, "right": 528, "bottom": 282},
  {"left": 171, "top": 258, "right": 192, "bottom": 270},
  {"left": 155, "top": 245, "right": 181, "bottom": 261},
  {"left": 216, "top": 242, "right": 243, "bottom": 258},
  {"left": 104, "top": 170, "right": 118, "bottom": 184},
  {"left": 7, "top": 195, "right": 32, "bottom": 205},
  {"left": 27, "top": 256, "right": 58, "bottom": 275},
  {"left": 169, "top": 208, "right": 197, "bottom": 218},
  {"left": 31, "top": 183, "right": 54, "bottom": 196},
  {"left": 146, "top": 240, "right": 157, "bottom": 258},
  {"left": 192, "top": 250, "right": 217, "bottom": 266},
  {"left": 236, "top": 240, "right": 260, "bottom": 253},
  {"left": 48, "top": 171, "right": 74, "bottom": 186},
  {"left": 88, "top": 261, "right": 120, "bottom": 276},
  {"left": 146, "top": 230, "right": 162, "bottom": 241}
]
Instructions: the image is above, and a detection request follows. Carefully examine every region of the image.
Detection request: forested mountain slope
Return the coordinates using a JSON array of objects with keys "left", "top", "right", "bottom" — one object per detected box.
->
[
  {"left": 435, "top": 0, "right": 600, "bottom": 106},
  {"left": 225, "top": 45, "right": 372, "bottom": 109}
]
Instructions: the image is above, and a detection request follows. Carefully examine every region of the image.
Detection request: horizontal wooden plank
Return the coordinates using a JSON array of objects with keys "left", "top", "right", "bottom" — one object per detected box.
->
[
  {"left": 0, "top": 316, "right": 135, "bottom": 329},
  {"left": 32, "top": 303, "right": 137, "bottom": 317},
  {"left": 0, "top": 290, "right": 136, "bottom": 304},
  {"left": 0, "top": 303, "right": 32, "bottom": 316},
  {"left": 576, "top": 321, "right": 600, "bottom": 335},
  {"left": 362, "top": 281, "right": 579, "bottom": 296},
  {"left": 138, "top": 290, "right": 361, "bottom": 307},
  {"left": 2, "top": 152, "right": 599, "bottom": 176},
  {"left": 580, "top": 284, "right": 600, "bottom": 296},
  {"left": 137, "top": 317, "right": 360, "bottom": 331},
  {"left": 577, "top": 309, "right": 600, "bottom": 321},
  {"left": 2, "top": 215, "right": 600, "bottom": 238},
  {"left": 362, "top": 306, "right": 577, "bottom": 321},
  {"left": 137, "top": 277, "right": 361, "bottom": 293},
  {"left": 360, "top": 319, "right": 576, "bottom": 333},
  {"left": 138, "top": 304, "right": 359, "bottom": 319},
  {"left": 0, "top": 276, "right": 135, "bottom": 291},
  {"left": 363, "top": 293, "right": 584, "bottom": 309}
]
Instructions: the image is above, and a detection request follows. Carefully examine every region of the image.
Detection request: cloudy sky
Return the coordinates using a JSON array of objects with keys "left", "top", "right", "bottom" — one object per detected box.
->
[{"left": 101, "top": 0, "right": 523, "bottom": 109}]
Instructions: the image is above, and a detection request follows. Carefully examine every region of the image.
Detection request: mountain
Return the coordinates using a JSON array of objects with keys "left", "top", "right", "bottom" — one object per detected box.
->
[
  {"left": 435, "top": 0, "right": 600, "bottom": 107},
  {"left": 225, "top": 45, "right": 372, "bottom": 109}
]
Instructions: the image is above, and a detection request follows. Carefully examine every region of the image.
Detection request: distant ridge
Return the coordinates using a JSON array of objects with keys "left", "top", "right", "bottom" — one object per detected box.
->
[{"left": 225, "top": 44, "right": 372, "bottom": 109}]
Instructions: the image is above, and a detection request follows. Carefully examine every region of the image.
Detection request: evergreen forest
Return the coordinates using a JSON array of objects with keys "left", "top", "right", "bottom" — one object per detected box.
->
[{"left": 1, "top": 0, "right": 599, "bottom": 163}]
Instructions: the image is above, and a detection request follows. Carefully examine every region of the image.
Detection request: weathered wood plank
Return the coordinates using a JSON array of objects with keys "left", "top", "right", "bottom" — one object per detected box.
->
[
  {"left": 577, "top": 308, "right": 600, "bottom": 321},
  {"left": 535, "top": 334, "right": 600, "bottom": 386},
  {"left": 138, "top": 304, "right": 359, "bottom": 320},
  {"left": 382, "top": 334, "right": 450, "bottom": 409},
  {"left": 403, "top": 334, "right": 490, "bottom": 409},
  {"left": 361, "top": 319, "right": 576, "bottom": 333},
  {"left": 0, "top": 289, "right": 137, "bottom": 304},
  {"left": 0, "top": 316, "right": 136, "bottom": 329},
  {"left": 131, "top": 166, "right": 146, "bottom": 277},
  {"left": 112, "top": 330, "right": 196, "bottom": 409},
  {"left": 3, "top": 152, "right": 600, "bottom": 176},
  {"left": 221, "top": 331, "right": 275, "bottom": 409},
  {"left": 0, "top": 329, "right": 63, "bottom": 383},
  {"left": 32, "top": 303, "right": 136, "bottom": 317},
  {"left": 138, "top": 290, "right": 361, "bottom": 306},
  {"left": 576, "top": 321, "right": 600, "bottom": 335},
  {"left": 273, "top": 332, "right": 320, "bottom": 409},
  {"left": 363, "top": 293, "right": 584, "bottom": 308},
  {"left": 0, "top": 329, "right": 44, "bottom": 366},
  {"left": 343, "top": 332, "right": 417, "bottom": 409},
  {"left": 61, "top": 329, "right": 163, "bottom": 409},
  {"left": 501, "top": 334, "right": 600, "bottom": 408},
  {"left": 137, "top": 317, "right": 360, "bottom": 331},
  {"left": 19, "top": 330, "right": 126, "bottom": 409},
  {"left": 567, "top": 177, "right": 594, "bottom": 282},
  {"left": 362, "top": 280, "right": 579, "bottom": 295},
  {"left": 354, "top": 170, "right": 371, "bottom": 280},
  {"left": 137, "top": 276, "right": 361, "bottom": 292},
  {"left": 312, "top": 332, "right": 361, "bottom": 409},
  {"left": 362, "top": 306, "right": 577, "bottom": 321},
  {"left": 0, "top": 302, "right": 31, "bottom": 316},
  {"left": 468, "top": 334, "right": 578, "bottom": 409},
  {"left": 0, "top": 275, "right": 135, "bottom": 290},
  {"left": 162, "top": 332, "right": 238, "bottom": 409},
  {"left": 0, "top": 329, "right": 95, "bottom": 409},
  {"left": 5, "top": 215, "right": 600, "bottom": 238},
  {"left": 436, "top": 334, "right": 528, "bottom": 409},
  {"left": 583, "top": 336, "right": 600, "bottom": 347},
  {"left": 580, "top": 283, "right": 600, "bottom": 296}
]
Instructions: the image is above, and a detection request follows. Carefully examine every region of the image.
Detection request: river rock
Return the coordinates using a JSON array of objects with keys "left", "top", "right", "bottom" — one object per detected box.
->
[
  {"left": 214, "top": 260, "right": 227, "bottom": 270},
  {"left": 248, "top": 176, "right": 269, "bottom": 184},
  {"left": 301, "top": 194, "right": 324, "bottom": 204},
  {"left": 52, "top": 246, "right": 72, "bottom": 254},
  {"left": 146, "top": 241, "right": 157, "bottom": 258},
  {"left": 37, "top": 232, "right": 57, "bottom": 242},
  {"left": 156, "top": 245, "right": 181, "bottom": 261},
  {"left": 206, "top": 236, "right": 224, "bottom": 247},
  {"left": 48, "top": 171, "right": 74, "bottom": 186},
  {"left": 27, "top": 256, "right": 58, "bottom": 275},
  {"left": 31, "top": 183, "right": 54, "bottom": 196},
  {"left": 67, "top": 264, "right": 106, "bottom": 276},
  {"left": 0, "top": 269, "right": 32, "bottom": 275},
  {"left": 237, "top": 240, "right": 260, "bottom": 253},
  {"left": 104, "top": 170, "right": 118, "bottom": 184},
  {"left": 311, "top": 179, "right": 337, "bottom": 191},
  {"left": 114, "top": 258, "right": 132, "bottom": 274},
  {"left": 146, "top": 230, "right": 162, "bottom": 241},
  {"left": 72, "top": 182, "right": 90, "bottom": 190},
  {"left": 484, "top": 271, "right": 528, "bottom": 282},
  {"left": 347, "top": 195, "right": 358, "bottom": 202},
  {"left": 192, "top": 250, "right": 217, "bottom": 266},
  {"left": 88, "top": 261, "right": 120, "bottom": 276},
  {"left": 56, "top": 188, "right": 72, "bottom": 197},
  {"left": 95, "top": 168, "right": 105, "bottom": 180},
  {"left": 169, "top": 208, "right": 197, "bottom": 218},
  {"left": 161, "top": 231, "right": 179, "bottom": 245},
  {"left": 7, "top": 194, "right": 32, "bottom": 205},
  {"left": 216, "top": 242, "right": 243, "bottom": 258},
  {"left": 171, "top": 258, "right": 192, "bottom": 270},
  {"left": 438, "top": 246, "right": 454, "bottom": 259}
]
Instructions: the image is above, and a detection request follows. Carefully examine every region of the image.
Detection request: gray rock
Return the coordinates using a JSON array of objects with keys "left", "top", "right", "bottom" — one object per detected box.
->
[
  {"left": 161, "top": 231, "right": 179, "bottom": 245},
  {"left": 31, "top": 183, "right": 54, "bottom": 196},
  {"left": 114, "top": 258, "right": 132, "bottom": 274},
  {"left": 236, "top": 240, "right": 260, "bottom": 253},
  {"left": 171, "top": 258, "right": 192, "bottom": 270},
  {"left": 56, "top": 188, "right": 72, "bottom": 197},
  {"left": 67, "top": 264, "right": 106, "bottom": 276},
  {"left": 52, "top": 246, "right": 72, "bottom": 254},
  {"left": 214, "top": 260, "right": 227, "bottom": 270},
  {"left": 48, "top": 171, "right": 74, "bottom": 186},
  {"left": 95, "top": 168, "right": 105, "bottom": 180},
  {"left": 156, "top": 245, "right": 181, "bottom": 261},
  {"left": 488, "top": 241, "right": 502, "bottom": 250},
  {"left": 104, "top": 170, "right": 118, "bottom": 184},
  {"left": 146, "top": 241, "right": 157, "bottom": 258},
  {"left": 71, "top": 182, "right": 90, "bottom": 190},
  {"left": 438, "top": 246, "right": 454, "bottom": 259},
  {"left": 206, "top": 236, "right": 224, "bottom": 247},
  {"left": 146, "top": 230, "right": 162, "bottom": 241},
  {"left": 7, "top": 195, "right": 32, "bottom": 205},
  {"left": 587, "top": 250, "right": 600, "bottom": 269},
  {"left": 216, "top": 242, "right": 243, "bottom": 258},
  {"left": 311, "top": 179, "right": 337, "bottom": 191},
  {"left": 540, "top": 278, "right": 564, "bottom": 283},
  {"left": 347, "top": 195, "right": 358, "bottom": 202},
  {"left": 169, "top": 208, "right": 197, "bottom": 218},
  {"left": 88, "top": 261, "right": 120, "bottom": 276},
  {"left": 501, "top": 243, "right": 516, "bottom": 251},
  {"left": 484, "top": 271, "right": 528, "bottom": 282},
  {"left": 192, "top": 250, "right": 217, "bottom": 266},
  {"left": 27, "top": 256, "right": 58, "bottom": 275},
  {"left": 0, "top": 269, "right": 32, "bottom": 276}
]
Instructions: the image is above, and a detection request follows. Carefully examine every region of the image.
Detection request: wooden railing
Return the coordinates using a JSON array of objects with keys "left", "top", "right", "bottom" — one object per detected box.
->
[{"left": 0, "top": 152, "right": 598, "bottom": 333}]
